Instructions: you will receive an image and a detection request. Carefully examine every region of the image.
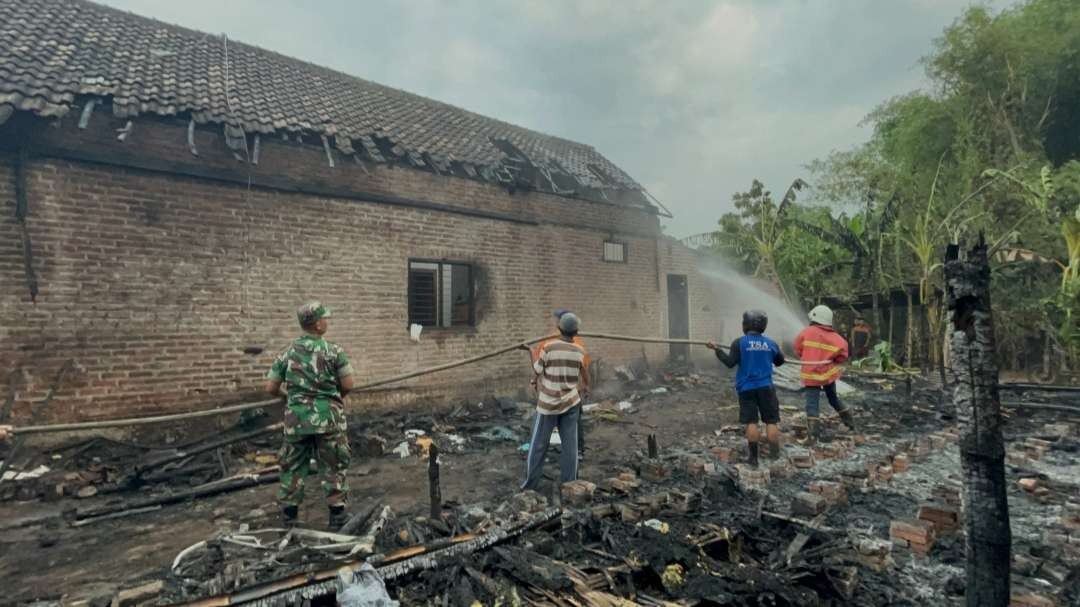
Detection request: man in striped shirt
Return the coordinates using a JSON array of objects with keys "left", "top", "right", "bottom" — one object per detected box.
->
[{"left": 522, "top": 312, "right": 587, "bottom": 491}]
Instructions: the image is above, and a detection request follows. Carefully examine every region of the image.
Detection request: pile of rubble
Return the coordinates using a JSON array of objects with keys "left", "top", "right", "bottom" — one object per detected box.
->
[{"left": 4, "top": 370, "right": 1079, "bottom": 606}]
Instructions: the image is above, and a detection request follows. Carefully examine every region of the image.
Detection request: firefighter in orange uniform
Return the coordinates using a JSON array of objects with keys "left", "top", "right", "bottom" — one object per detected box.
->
[{"left": 794, "top": 305, "right": 857, "bottom": 442}]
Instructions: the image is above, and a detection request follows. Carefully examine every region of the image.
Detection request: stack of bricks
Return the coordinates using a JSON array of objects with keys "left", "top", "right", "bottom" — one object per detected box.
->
[
  {"left": 866, "top": 460, "right": 894, "bottom": 483},
  {"left": 855, "top": 538, "right": 892, "bottom": 572},
  {"left": 792, "top": 491, "right": 828, "bottom": 516},
  {"left": 634, "top": 492, "right": 669, "bottom": 517},
  {"left": 812, "top": 441, "right": 849, "bottom": 461},
  {"left": 769, "top": 456, "right": 794, "bottom": 479},
  {"left": 640, "top": 460, "right": 671, "bottom": 483},
  {"left": 735, "top": 464, "right": 771, "bottom": 491},
  {"left": 917, "top": 503, "right": 960, "bottom": 535},
  {"left": 560, "top": 480, "right": 597, "bottom": 508},
  {"left": 604, "top": 471, "right": 641, "bottom": 494},
  {"left": 890, "top": 519, "right": 936, "bottom": 555},
  {"left": 788, "top": 448, "right": 814, "bottom": 469},
  {"left": 683, "top": 456, "right": 709, "bottom": 478},
  {"left": 808, "top": 480, "right": 848, "bottom": 507},
  {"left": 891, "top": 452, "right": 910, "bottom": 473},
  {"left": 709, "top": 446, "right": 737, "bottom": 463},
  {"left": 932, "top": 484, "right": 961, "bottom": 507},
  {"left": 669, "top": 490, "right": 701, "bottom": 513}
]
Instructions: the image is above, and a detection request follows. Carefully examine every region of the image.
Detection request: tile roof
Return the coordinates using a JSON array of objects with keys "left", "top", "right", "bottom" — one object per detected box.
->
[{"left": 0, "top": 0, "right": 653, "bottom": 207}]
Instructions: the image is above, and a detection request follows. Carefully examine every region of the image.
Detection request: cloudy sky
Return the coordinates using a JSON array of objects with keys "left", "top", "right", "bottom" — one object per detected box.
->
[{"left": 100, "top": 0, "right": 1010, "bottom": 237}]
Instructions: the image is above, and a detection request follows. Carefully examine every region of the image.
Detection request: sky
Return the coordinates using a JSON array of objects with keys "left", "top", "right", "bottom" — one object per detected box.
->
[{"left": 99, "top": 0, "right": 1011, "bottom": 238}]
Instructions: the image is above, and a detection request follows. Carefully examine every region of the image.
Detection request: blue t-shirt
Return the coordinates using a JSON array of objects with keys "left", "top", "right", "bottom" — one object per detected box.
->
[{"left": 715, "top": 333, "right": 784, "bottom": 393}]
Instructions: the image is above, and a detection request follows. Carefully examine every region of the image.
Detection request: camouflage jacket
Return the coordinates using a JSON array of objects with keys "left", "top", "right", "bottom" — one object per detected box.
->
[{"left": 267, "top": 334, "right": 354, "bottom": 436}]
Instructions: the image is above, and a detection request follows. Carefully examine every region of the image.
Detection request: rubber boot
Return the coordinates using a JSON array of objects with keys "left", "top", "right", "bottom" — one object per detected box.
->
[
  {"left": 806, "top": 417, "right": 820, "bottom": 445},
  {"left": 838, "top": 409, "right": 858, "bottom": 432},
  {"left": 769, "top": 440, "right": 781, "bottom": 461},
  {"left": 328, "top": 505, "right": 348, "bottom": 531},
  {"left": 747, "top": 442, "right": 760, "bottom": 469},
  {"left": 281, "top": 505, "right": 299, "bottom": 528}
]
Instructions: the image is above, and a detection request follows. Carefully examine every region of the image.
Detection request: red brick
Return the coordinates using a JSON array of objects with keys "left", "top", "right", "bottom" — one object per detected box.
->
[
  {"left": 890, "top": 519, "right": 934, "bottom": 545},
  {"left": 808, "top": 480, "right": 848, "bottom": 506},
  {"left": 917, "top": 503, "right": 959, "bottom": 533},
  {"left": 1010, "top": 593, "right": 1057, "bottom": 607},
  {"left": 792, "top": 491, "right": 828, "bottom": 516},
  {"left": 891, "top": 453, "right": 909, "bottom": 473},
  {"left": 709, "top": 446, "right": 736, "bottom": 462},
  {"left": 1018, "top": 478, "right": 1039, "bottom": 492}
]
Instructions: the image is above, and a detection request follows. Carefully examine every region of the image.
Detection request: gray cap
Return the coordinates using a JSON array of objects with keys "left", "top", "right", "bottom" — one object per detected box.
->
[{"left": 558, "top": 312, "right": 580, "bottom": 334}]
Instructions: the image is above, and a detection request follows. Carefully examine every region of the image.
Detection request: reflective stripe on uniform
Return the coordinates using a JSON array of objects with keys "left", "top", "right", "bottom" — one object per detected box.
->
[
  {"left": 803, "top": 340, "right": 841, "bottom": 353},
  {"left": 800, "top": 367, "right": 841, "bottom": 381}
]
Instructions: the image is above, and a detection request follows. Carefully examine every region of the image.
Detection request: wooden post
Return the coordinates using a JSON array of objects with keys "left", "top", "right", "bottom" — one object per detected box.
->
[
  {"left": 428, "top": 444, "right": 441, "bottom": 520},
  {"left": 944, "top": 239, "right": 1010, "bottom": 607},
  {"left": 647, "top": 434, "right": 658, "bottom": 459}
]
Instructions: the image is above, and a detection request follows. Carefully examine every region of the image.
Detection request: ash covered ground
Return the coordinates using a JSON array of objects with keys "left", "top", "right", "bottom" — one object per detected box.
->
[{"left": 1, "top": 365, "right": 1077, "bottom": 606}]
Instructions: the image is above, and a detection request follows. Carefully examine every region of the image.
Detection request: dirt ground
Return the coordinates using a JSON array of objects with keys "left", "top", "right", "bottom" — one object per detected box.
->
[{"left": 1, "top": 366, "right": 1077, "bottom": 606}]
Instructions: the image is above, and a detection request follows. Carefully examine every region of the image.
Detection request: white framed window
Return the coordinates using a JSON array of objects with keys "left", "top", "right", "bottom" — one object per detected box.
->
[{"left": 603, "top": 241, "right": 626, "bottom": 263}]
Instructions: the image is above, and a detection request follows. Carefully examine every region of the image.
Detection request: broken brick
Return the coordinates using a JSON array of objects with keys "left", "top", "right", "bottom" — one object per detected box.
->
[
  {"left": 683, "top": 457, "right": 707, "bottom": 477},
  {"left": 635, "top": 492, "right": 669, "bottom": 512},
  {"left": 768, "top": 459, "right": 794, "bottom": 479},
  {"left": 668, "top": 490, "right": 701, "bottom": 513},
  {"left": 917, "top": 503, "right": 959, "bottom": 534},
  {"left": 618, "top": 471, "right": 638, "bottom": 482},
  {"left": 639, "top": 462, "right": 670, "bottom": 483},
  {"left": 1018, "top": 478, "right": 1039, "bottom": 492},
  {"left": 590, "top": 504, "right": 615, "bottom": 519},
  {"left": 788, "top": 448, "right": 814, "bottom": 469},
  {"left": 560, "top": 480, "right": 596, "bottom": 507},
  {"left": 1012, "top": 553, "right": 1039, "bottom": 576},
  {"left": 792, "top": 491, "right": 828, "bottom": 516},
  {"left": 876, "top": 464, "right": 894, "bottom": 482},
  {"left": 808, "top": 480, "right": 848, "bottom": 506},
  {"left": 604, "top": 477, "right": 639, "bottom": 493},
  {"left": 890, "top": 519, "right": 934, "bottom": 545},
  {"left": 618, "top": 503, "right": 643, "bottom": 522},
  {"left": 709, "top": 446, "right": 736, "bottom": 462},
  {"left": 891, "top": 453, "right": 909, "bottom": 473},
  {"left": 735, "top": 465, "right": 771, "bottom": 491}
]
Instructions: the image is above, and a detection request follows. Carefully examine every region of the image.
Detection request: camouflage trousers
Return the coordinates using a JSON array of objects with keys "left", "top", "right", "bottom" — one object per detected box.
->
[{"left": 277, "top": 432, "right": 351, "bottom": 508}]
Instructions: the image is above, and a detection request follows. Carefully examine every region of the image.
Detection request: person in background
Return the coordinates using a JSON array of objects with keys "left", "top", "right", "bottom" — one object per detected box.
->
[
  {"left": 851, "top": 316, "right": 873, "bottom": 358},
  {"left": 794, "top": 305, "right": 857, "bottom": 442},
  {"left": 265, "top": 301, "right": 355, "bottom": 530},
  {"left": 522, "top": 313, "right": 587, "bottom": 490},
  {"left": 707, "top": 310, "right": 785, "bottom": 468},
  {"left": 524, "top": 308, "right": 591, "bottom": 461}
]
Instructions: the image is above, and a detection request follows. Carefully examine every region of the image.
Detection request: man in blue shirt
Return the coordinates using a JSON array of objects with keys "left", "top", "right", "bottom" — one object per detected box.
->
[{"left": 707, "top": 310, "right": 785, "bottom": 468}]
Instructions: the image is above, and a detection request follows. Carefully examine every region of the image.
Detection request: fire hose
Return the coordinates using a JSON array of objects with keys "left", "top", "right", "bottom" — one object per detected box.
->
[{"left": 9, "top": 332, "right": 833, "bottom": 435}]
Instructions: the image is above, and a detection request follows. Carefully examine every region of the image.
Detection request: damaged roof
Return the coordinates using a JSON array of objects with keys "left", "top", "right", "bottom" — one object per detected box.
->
[{"left": 0, "top": 0, "right": 656, "bottom": 208}]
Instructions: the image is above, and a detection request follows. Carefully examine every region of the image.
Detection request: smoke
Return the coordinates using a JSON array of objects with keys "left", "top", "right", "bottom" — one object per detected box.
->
[{"left": 693, "top": 255, "right": 806, "bottom": 345}]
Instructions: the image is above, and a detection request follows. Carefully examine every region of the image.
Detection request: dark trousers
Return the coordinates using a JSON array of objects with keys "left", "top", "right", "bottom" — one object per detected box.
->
[
  {"left": 804, "top": 382, "right": 845, "bottom": 417},
  {"left": 521, "top": 406, "right": 580, "bottom": 491}
]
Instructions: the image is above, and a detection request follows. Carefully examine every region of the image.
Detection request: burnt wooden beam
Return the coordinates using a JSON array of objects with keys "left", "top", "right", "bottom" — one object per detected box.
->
[
  {"left": 944, "top": 239, "right": 1011, "bottom": 607},
  {"left": 428, "top": 444, "right": 442, "bottom": 520}
]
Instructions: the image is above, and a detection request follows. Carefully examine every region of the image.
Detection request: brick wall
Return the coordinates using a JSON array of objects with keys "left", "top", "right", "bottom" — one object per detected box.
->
[{"left": 0, "top": 113, "right": 673, "bottom": 424}]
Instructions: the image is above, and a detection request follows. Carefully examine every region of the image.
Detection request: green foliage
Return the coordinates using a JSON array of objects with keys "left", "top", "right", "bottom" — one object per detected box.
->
[{"left": 712, "top": 0, "right": 1080, "bottom": 373}]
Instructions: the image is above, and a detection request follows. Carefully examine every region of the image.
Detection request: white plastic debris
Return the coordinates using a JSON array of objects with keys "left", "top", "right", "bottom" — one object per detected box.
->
[
  {"left": 1, "top": 464, "right": 50, "bottom": 482},
  {"left": 651, "top": 387, "right": 669, "bottom": 395},
  {"left": 617, "top": 401, "right": 634, "bottom": 412},
  {"left": 409, "top": 323, "right": 423, "bottom": 343},
  {"left": 444, "top": 434, "right": 467, "bottom": 447},
  {"left": 550, "top": 429, "right": 562, "bottom": 446},
  {"left": 404, "top": 429, "right": 426, "bottom": 439},
  {"left": 391, "top": 442, "right": 411, "bottom": 459},
  {"left": 582, "top": 403, "right": 600, "bottom": 412},
  {"left": 642, "top": 519, "right": 670, "bottom": 534},
  {"left": 337, "top": 563, "right": 400, "bottom": 607}
]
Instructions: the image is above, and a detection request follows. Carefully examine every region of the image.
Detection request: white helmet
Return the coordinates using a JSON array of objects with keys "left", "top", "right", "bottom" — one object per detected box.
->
[{"left": 808, "top": 304, "right": 834, "bottom": 327}]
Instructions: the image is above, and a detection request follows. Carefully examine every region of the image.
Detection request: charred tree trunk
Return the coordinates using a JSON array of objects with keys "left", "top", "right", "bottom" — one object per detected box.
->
[
  {"left": 944, "top": 240, "right": 1010, "bottom": 607},
  {"left": 905, "top": 289, "right": 915, "bottom": 367}
]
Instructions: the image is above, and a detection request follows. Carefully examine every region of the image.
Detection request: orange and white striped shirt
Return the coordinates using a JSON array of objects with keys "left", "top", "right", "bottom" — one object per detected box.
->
[{"left": 532, "top": 338, "right": 587, "bottom": 415}]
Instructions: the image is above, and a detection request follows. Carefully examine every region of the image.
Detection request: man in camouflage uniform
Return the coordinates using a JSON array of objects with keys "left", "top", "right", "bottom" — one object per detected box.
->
[{"left": 264, "top": 301, "right": 354, "bottom": 529}]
